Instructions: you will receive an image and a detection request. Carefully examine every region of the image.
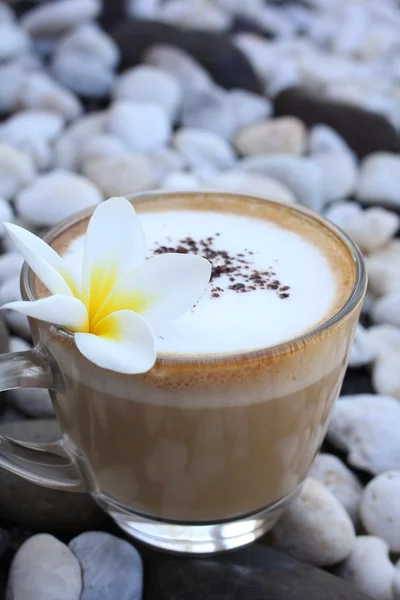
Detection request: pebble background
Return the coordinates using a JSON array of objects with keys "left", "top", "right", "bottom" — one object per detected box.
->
[{"left": 0, "top": 0, "right": 400, "bottom": 598}]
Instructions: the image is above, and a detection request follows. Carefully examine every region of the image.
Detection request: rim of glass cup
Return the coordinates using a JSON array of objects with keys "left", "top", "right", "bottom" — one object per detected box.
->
[{"left": 21, "top": 190, "right": 367, "bottom": 366}]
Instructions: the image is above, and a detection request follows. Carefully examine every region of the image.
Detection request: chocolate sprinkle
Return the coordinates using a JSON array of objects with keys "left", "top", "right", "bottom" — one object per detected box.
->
[{"left": 151, "top": 235, "right": 291, "bottom": 300}]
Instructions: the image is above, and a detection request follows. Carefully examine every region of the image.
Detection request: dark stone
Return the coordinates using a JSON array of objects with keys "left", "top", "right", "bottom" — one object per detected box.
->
[
  {"left": 0, "top": 420, "right": 107, "bottom": 534},
  {"left": 0, "top": 529, "right": 9, "bottom": 560},
  {"left": 108, "top": 19, "right": 262, "bottom": 93},
  {"left": 231, "top": 15, "right": 275, "bottom": 37},
  {"left": 98, "top": 0, "right": 128, "bottom": 30},
  {"left": 274, "top": 86, "right": 399, "bottom": 159},
  {"left": 143, "top": 543, "right": 373, "bottom": 600},
  {"left": 69, "top": 531, "right": 143, "bottom": 600}
]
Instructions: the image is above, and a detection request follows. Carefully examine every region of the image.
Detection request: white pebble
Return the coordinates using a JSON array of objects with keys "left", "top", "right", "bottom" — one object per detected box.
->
[
  {"left": 56, "top": 22, "right": 119, "bottom": 69},
  {"left": 271, "top": 478, "right": 355, "bottom": 566},
  {"left": 234, "top": 117, "right": 307, "bottom": 157},
  {"left": 308, "top": 124, "right": 355, "bottom": 158},
  {"left": 312, "top": 152, "right": 357, "bottom": 203},
  {"left": 157, "top": 0, "right": 232, "bottom": 31},
  {"left": 0, "top": 109, "right": 65, "bottom": 145},
  {"left": 357, "top": 152, "right": 400, "bottom": 208},
  {"left": 0, "top": 61, "right": 25, "bottom": 114},
  {"left": 328, "top": 394, "right": 400, "bottom": 474},
  {"left": 18, "top": 72, "right": 82, "bottom": 121},
  {"left": 0, "top": 2, "right": 16, "bottom": 23},
  {"left": 373, "top": 351, "right": 400, "bottom": 398},
  {"left": 0, "top": 197, "right": 13, "bottom": 238},
  {"left": 108, "top": 101, "right": 171, "bottom": 152},
  {"left": 83, "top": 154, "right": 157, "bottom": 197},
  {"left": 337, "top": 536, "right": 396, "bottom": 600},
  {"left": 372, "top": 291, "right": 400, "bottom": 327},
  {"left": 202, "top": 170, "right": 296, "bottom": 204},
  {"left": 367, "top": 325, "right": 400, "bottom": 358},
  {"left": 16, "top": 170, "right": 102, "bottom": 227},
  {"left": 367, "top": 241, "right": 400, "bottom": 297},
  {"left": 308, "top": 453, "right": 363, "bottom": 524},
  {"left": 81, "top": 134, "right": 128, "bottom": 164},
  {"left": 360, "top": 472, "right": 400, "bottom": 552},
  {"left": 21, "top": 0, "right": 101, "bottom": 36},
  {"left": 149, "top": 146, "right": 187, "bottom": 181},
  {"left": 349, "top": 324, "right": 377, "bottom": 367},
  {"left": 0, "top": 274, "right": 20, "bottom": 305},
  {"left": 181, "top": 85, "right": 236, "bottom": 140},
  {"left": 5, "top": 311, "right": 31, "bottom": 339},
  {"left": 233, "top": 33, "right": 277, "bottom": 81},
  {"left": 114, "top": 65, "right": 182, "bottom": 122},
  {"left": 173, "top": 127, "right": 235, "bottom": 174},
  {"left": 52, "top": 50, "right": 115, "bottom": 98},
  {"left": 0, "top": 22, "right": 28, "bottom": 61},
  {"left": 54, "top": 111, "right": 107, "bottom": 171},
  {"left": 162, "top": 171, "right": 200, "bottom": 191},
  {"left": 227, "top": 89, "right": 272, "bottom": 130},
  {"left": 0, "top": 143, "right": 36, "bottom": 201},
  {"left": 0, "top": 253, "right": 23, "bottom": 283}
]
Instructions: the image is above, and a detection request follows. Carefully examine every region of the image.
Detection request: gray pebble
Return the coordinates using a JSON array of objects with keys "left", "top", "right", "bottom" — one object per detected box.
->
[{"left": 69, "top": 531, "right": 143, "bottom": 600}]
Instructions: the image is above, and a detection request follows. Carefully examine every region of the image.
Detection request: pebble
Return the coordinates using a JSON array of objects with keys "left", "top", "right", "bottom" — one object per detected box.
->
[
  {"left": 271, "top": 478, "right": 355, "bottom": 566},
  {"left": 308, "top": 453, "right": 362, "bottom": 524},
  {"left": 360, "top": 472, "right": 400, "bottom": 552},
  {"left": 239, "top": 155, "right": 324, "bottom": 210},
  {"left": 16, "top": 170, "right": 102, "bottom": 227},
  {"left": 373, "top": 351, "right": 400, "bottom": 398},
  {"left": 5, "top": 311, "right": 31, "bottom": 339},
  {"left": 56, "top": 22, "right": 120, "bottom": 69},
  {"left": 349, "top": 324, "right": 377, "bottom": 367},
  {"left": 83, "top": 154, "right": 157, "bottom": 197},
  {"left": 393, "top": 569, "right": 400, "bottom": 600},
  {"left": 0, "top": 197, "right": 14, "bottom": 238},
  {"left": 69, "top": 531, "right": 143, "bottom": 600},
  {"left": 311, "top": 152, "right": 357, "bottom": 203},
  {"left": 372, "top": 292, "right": 400, "bottom": 328},
  {"left": 181, "top": 85, "right": 236, "bottom": 140},
  {"left": 81, "top": 134, "right": 129, "bottom": 164},
  {"left": 0, "top": 419, "right": 106, "bottom": 531},
  {"left": 108, "top": 100, "right": 171, "bottom": 152},
  {"left": 367, "top": 240, "right": 400, "bottom": 297},
  {"left": 149, "top": 146, "right": 187, "bottom": 181},
  {"left": 233, "top": 33, "right": 276, "bottom": 81},
  {"left": 173, "top": 127, "right": 235, "bottom": 173},
  {"left": 157, "top": 0, "right": 232, "bottom": 31},
  {"left": 0, "top": 253, "right": 23, "bottom": 283},
  {"left": 0, "top": 143, "right": 36, "bottom": 201},
  {"left": 0, "top": 2, "right": 15, "bottom": 23},
  {"left": 337, "top": 536, "right": 396, "bottom": 600},
  {"left": 54, "top": 111, "right": 107, "bottom": 171},
  {"left": 202, "top": 170, "right": 296, "bottom": 204},
  {"left": 0, "top": 528, "right": 9, "bottom": 559},
  {"left": 18, "top": 72, "right": 82, "bottom": 121},
  {"left": 6, "top": 534, "right": 82, "bottom": 600},
  {"left": 308, "top": 124, "right": 356, "bottom": 158},
  {"left": 367, "top": 325, "right": 400, "bottom": 358},
  {"left": 21, "top": 0, "right": 101, "bottom": 36},
  {"left": 328, "top": 394, "right": 400, "bottom": 474},
  {"left": 143, "top": 45, "right": 212, "bottom": 97},
  {"left": 0, "top": 109, "right": 65, "bottom": 147},
  {"left": 0, "top": 314, "right": 9, "bottom": 354},
  {"left": 0, "top": 60, "right": 25, "bottom": 113},
  {"left": 357, "top": 152, "right": 400, "bottom": 208},
  {"left": 114, "top": 65, "right": 182, "bottom": 122},
  {"left": 163, "top": 171, "right": 200, "bottom": 190},
  {"left": 325, "top": 202, "right": 400, "bottom": 254},
  {"left": 51, "top": 49, "right": 115, "bottom": 98},
  {"left": 0, "top": 21, "right": 28, "bottom": 61},
  {"left": 227, "top": 89, "right": 272, "bottom": 129},
  {"left": 234, "top": 117, "right": 307, "bottom": 157}
]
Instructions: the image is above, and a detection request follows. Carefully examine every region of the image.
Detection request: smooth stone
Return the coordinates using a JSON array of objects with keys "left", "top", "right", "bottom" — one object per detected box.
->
[
  {"left": 0, "top": 529, "right": 9, "bottom": 559},
  {"left": 328, "top": 394, "right": 400, "bottom": 474},
  {"left": 0, "top": 2, "right": 15, "bottom": 23},
  {"left": 325, "top": 202, "right": 400, "bottom": 255},
  {"left": 233, "top": 33, "right": 277, "bottom": 81},
  {"left": 143, "top": 45, "right": 212, "bottom": 98},
  {"left": 0, "top": 110, "right": 65, "bottom": 148},
  {"left": 367, "top": 325, "right": 400, "bottom": 358},
  {"left": 274, "top": 86, "right": 398, "bottom": 159},
  {"left": 234, "top": 117, "right": 307, "bottom": 156},
  {"left": 81, "top": 133, "right": 129, "bottom": 164},
  {"left": 145, "top": 541, "right": 373, "bottom": 600},
  {"left": 349, "top": 324, "right": 377, "bottom": 368},
  {"left": 6, "top": 534, "right": 82, "bottom": 600},
  {"left": 0, "top": 22, "right": 28, "bottom": 61},
  {"left": 83, "top": 154, "right": 157, "bottom": 197},
  {"left": 163, "top": 171, "right": 200, "bottom": 190},
  {"left": 366, "top": 240, "right": 400, "bottom": 297},
  {"left": 157, "top": 0, "right": 232, "bottom": 31},
  {"left": 271, "top": 478, "right": 356, "bottom": 567},
  {"left": 0, "top": 143, "right": 36, "bottom": 201},
  {"left": 372, "top": 351, "right": 400, "bottom": 398},
  {"left": 394, "top": 567, "right": 400, "bottom": 600},
  {"left": 308, "top": 124, "right": 355, "bottom": 158},
  {"left": 56, "top": 22, "right": 119, "bottom": 69},
  {"left": 227, "top": 89, "right": 272, "bottom": 129},
  {"left": 0, "top": 253, "right": 22, "bottom": 283},
  {"left": 108, "top": 100, "right": 171, "bottom": 152},
  {"left": 311, "top": 152, "right": 357, "bottom": 203},
  {"left": 360, "top": 472, "right": 400, "bottom": 552},
  {"left": 238, "top": 155, "right": 324, "bottom": 210},
  {"left": 308, "top": 453, "right": 362, "bottom": 524},
  {"left": 114, "top": 65, "right": 182, "bottom": 121},
  {"left": 0, "top": 61, "right": 24, "bottom": 113},
  {"left": 173, "top": 128, "right": 235, "bottom": 173},
  {"left": 202, "top": 170, "right": 296, "bottom": 203},
  {"left": 0, "top": 197, "right": 14, "bottom": 238},
  {"left": 0, "top": 274, "right": 20, "bottom": 305},
  {"left": 21, "top": 0, "right": 101, "bottom": 36},
  {"left": 109, "top": 18, "right": 261, "bottom": 93},
  {"left": 181, "top": 85, "right": 237, "bottom": 140},
  {"left": 16, "top": 169, "right": 102, "bottom": 227},
  {"left": 337, "top": 536, "right": 396, "bottom": 600},
  {"left": 18, "top": 72, "right": 82, "bottom": 121},
  {"left": 0, "top": 419, "right": 106, "bottom": 531},
  {"left": 372, "top": 292, "right": 400, "bottom": 327},
  {"left": 55, "top": 111, "right": 107, "bottom": 171},
  {"left": 0, "top": 314, "right": 9, "bottom": 354},
  {"left": 148, "top": 146, "right": 187, "bottom": 181},
  {"left": 52, "top": 49, "right": 115, "bottom": 98},
  {"left": 127, "top": 0, "right": 161, "bottom": 19},
  {"left": 357, "top": 152, "right": 400, "bottom": 208},
  {"left": 69, "top": 531, "right": 143, "bottom": 600}
]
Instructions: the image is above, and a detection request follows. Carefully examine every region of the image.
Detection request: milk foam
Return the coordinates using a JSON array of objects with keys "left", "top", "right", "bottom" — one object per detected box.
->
[{"left": 63, "top": 210, "right": 337, "bottom": 355}]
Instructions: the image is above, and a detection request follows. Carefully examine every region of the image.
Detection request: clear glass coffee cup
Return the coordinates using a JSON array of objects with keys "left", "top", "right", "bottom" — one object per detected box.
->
[{"left": 0, "top": 191, "right": 366, "bottom": 553}]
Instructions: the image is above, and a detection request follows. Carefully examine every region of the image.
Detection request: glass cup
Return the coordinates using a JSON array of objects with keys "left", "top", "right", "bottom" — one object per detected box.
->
[{"left": 0, "top": 191, "right": 366, "bottom": 553}]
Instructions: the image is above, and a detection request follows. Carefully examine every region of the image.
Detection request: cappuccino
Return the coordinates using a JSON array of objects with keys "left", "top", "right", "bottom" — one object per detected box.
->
[{"left": 32, "top": 193, "right": 360, "bottom": 526}]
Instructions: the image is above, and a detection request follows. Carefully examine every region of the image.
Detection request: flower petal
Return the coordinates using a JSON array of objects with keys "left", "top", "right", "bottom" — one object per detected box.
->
[
  {"left": 82, "top": 197, "right": 146, "bottom": 323},
  {"left": 2, "top": 295, "right": 88, "bottom": 332},
  {"left": 3, "top": 222, "right": 78, "bottom": 297},
  {"left": 75, "top": 310, "right": 156, "bottom": 374},
  {"left": 92, "top": 253, "right": 211, "bottom": 328}
]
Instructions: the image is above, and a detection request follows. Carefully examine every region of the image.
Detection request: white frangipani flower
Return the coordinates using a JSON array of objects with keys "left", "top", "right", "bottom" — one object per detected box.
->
[{"left": 2, "top": 197, "right": 211, "bottom": 374}]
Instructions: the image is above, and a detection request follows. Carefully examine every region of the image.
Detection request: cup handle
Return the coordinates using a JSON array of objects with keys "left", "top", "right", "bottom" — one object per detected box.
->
[{"left": 0, "top": 345, "right": 86, "bottom": 492}]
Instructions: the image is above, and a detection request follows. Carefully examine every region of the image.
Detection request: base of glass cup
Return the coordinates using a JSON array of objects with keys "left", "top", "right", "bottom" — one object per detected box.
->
[{"left": 95, "top": 486, "right": 300, "bottom": 554}]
